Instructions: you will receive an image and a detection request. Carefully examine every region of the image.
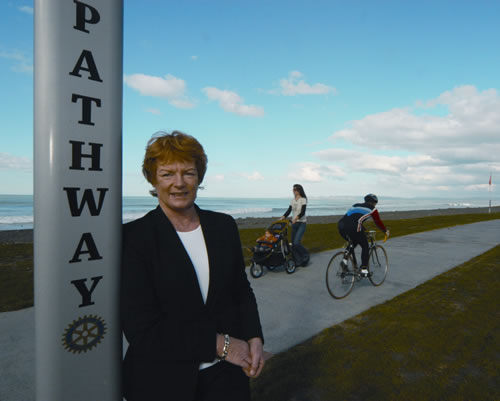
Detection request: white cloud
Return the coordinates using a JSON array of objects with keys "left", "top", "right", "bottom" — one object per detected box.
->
[
  {"left": 288, "top": 162, "right": 346, "bottom": 183},
  {"left": 0, "top": 153, "right": 32, "bottom": 170},
  {"left": 0, "top": 50, "right": 32, "bottom": 73},
  {"left": 18, "top": 6, "right": 33, "bottom": 15},
  {"left": 124, "top": 73, "right": 195, "bottom": 109},
  {"left": 465, "top": 183, "right": 495, "bottom": 191},
  {"left": 203, "top": 87, "right": 264, "bottom": 117},
  {"left": 316, "top": 145, "right": 497, "bottom": 191},
  {"left": 278, "top": 71, "right": 337, "bottom": 96},
  {"left": 241, "top": 171, "right": 264, "bottom": 181},
  {"left": 312, "top": 85, "right": 500, "bottom": 195},
  {"left": 146, "top": 108, "right": 162, "bottom": 115},
  {"left": 214, "top": 174, "right": 225, "bottom": 181},
  {"left": 315, "top": 149, "right": 441, "bottom": 175},
  {"left": 331, "top": 86, "right": 500, "bottom": 154}
]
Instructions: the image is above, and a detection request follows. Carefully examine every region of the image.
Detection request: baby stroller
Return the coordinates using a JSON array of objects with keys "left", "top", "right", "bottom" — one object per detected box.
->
[{"left": 249, "top": 218, "right": 296, "bottom": 278}]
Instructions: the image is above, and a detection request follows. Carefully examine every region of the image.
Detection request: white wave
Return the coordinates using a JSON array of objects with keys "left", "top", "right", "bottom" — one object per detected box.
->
[
  {"left": 216, "top": 207, "right": 273, "bottom": 216},
  {"left": 122, "top": 211, "right": 149, "bottom": 223},
  {"left": 448, "top": 203, "right": 473, "bottom": 207},
  {"left": 0, "top": 215, "right": 33, "bottom": 224}
]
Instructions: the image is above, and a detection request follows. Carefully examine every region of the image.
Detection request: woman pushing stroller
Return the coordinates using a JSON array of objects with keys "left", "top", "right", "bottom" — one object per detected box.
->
[{"left": 280, "top": 184, "right": 310, "bottom": 267}]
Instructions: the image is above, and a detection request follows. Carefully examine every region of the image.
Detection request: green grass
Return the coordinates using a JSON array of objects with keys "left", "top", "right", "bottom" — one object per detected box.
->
[
  {"left": 0, "top": 243, "right": 33, "bottom": 312},
  {"left": 250, "top": 244, "right": 500, "bottom": 401}
]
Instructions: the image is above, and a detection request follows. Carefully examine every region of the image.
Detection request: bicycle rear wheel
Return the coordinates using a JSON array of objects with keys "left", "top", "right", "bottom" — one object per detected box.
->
[
  {"left": 326, "top": 251, "right": 355, "bottom": 299},
  {"left": 368, "top": 245, "right": 388, "bottom": 286}
]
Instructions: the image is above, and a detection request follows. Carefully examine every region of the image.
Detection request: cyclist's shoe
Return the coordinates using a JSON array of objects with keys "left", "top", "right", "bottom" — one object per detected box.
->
[{"left": 360, "top": 268, "right": 369, "bottom": 277}]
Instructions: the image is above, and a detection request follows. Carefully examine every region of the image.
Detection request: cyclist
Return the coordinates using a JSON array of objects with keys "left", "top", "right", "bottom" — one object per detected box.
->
[{"left": 337, "top": 194, "right": 389, "bottom": 276}]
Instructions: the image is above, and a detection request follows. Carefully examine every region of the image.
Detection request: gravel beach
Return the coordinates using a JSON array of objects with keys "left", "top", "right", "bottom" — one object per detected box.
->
[{"left": 1, "top": 206, "right": 498, "bottom": 244}]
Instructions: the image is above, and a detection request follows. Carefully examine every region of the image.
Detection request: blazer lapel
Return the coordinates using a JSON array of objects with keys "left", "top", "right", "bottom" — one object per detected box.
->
[
  {"left": 198, "top": 209, "right": 220, "bottom": 310},
  {"left": 153, "top": 206, "right": 205, "bottom": 307}
]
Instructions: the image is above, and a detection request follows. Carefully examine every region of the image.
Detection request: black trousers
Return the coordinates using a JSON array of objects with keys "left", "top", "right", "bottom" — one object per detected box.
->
[
  {"left": 338, "top": 220, "right": 369, "bottom": 267},
  {"left": 195, "top": 361, "right": 251, "bottom": 401}
]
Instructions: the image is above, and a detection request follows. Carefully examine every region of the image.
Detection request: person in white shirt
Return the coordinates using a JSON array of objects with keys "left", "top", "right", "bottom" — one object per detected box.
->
[{"left": 280, "top": 184, "right": 310, "bottom": 267}]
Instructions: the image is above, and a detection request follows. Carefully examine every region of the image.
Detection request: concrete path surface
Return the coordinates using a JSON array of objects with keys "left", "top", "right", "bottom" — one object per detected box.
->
[
  {"left": 1, "top": 219, "right": 499, "bottom": 401},
  {"left": 251, "top": 219, "right": 500, "bottom": 354}
]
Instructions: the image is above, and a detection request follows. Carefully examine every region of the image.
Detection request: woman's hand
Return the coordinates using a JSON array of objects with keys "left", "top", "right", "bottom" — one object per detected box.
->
[
  {"left": 216, "top": 334, "right": 265, "bottom": 377},
  {"left": 243, "top": 337, "right": 265, "bottom": 378},
  {"left": 217, "top": 334, "right": 251, "bottom": 369}
]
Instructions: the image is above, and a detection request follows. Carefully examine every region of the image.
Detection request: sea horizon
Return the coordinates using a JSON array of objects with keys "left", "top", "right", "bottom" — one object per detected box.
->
[{"left": 0, "top": 193, "right": 496, "bottom": 231}]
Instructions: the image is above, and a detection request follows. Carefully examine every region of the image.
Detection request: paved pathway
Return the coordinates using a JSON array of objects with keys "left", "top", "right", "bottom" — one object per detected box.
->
[
  {"left": 1, "top": 219, "right": 499, "bottom": 401},
  {"left": 250, "top": 219, "right": 500, "bottom": 354}
]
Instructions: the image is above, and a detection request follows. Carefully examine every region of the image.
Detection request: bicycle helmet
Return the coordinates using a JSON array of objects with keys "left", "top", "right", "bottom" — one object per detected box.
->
[{"left": 364, "top": 193, "right": 378, "bottom": 204}]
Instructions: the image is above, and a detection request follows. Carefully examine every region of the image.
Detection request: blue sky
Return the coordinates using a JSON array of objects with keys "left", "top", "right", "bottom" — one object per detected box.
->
[{"left": 1, "top": 0, "right": 499, "bottom": 199}]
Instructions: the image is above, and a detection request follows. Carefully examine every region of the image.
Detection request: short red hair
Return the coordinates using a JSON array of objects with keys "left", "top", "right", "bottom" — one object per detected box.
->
[{"left": 142, "top": 131, "right": 208, "bottom": 197}]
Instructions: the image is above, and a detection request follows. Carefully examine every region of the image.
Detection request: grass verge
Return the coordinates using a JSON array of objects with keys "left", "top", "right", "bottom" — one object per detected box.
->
[
  {"left": 0, "top": 243, "right": 33, "bottom": 312},
  {"left": 250, "top": 244, "right": 500, "bottom": 401}
]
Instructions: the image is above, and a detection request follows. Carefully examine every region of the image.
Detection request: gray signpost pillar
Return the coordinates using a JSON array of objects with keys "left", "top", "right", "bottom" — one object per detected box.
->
[{"left": 34, "top": 1, "right": 123, "bottom": 399}]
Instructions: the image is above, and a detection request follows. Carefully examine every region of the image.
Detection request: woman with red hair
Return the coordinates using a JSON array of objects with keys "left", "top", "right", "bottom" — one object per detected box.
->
[{"left": 121, "top": 131, "right": 264, "bottom": 401}]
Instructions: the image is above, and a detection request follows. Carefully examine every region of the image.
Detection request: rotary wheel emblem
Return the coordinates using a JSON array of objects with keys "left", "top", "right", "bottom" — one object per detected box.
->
[{"left": 62, "top": 315, "right": 106, "bottom": 354}]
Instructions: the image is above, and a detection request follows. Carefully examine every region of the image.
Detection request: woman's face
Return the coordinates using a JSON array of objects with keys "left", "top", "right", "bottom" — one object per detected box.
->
[
  {"left": 154, "top": 160, "right": 199, "bottom": 214},
  {"left": 293, "top": 187, "right": 299, "bottom": 196}
]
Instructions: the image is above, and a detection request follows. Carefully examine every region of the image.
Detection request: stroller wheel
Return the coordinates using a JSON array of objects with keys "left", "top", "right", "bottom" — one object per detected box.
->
[
  {"left": 250, "top": 262, "right": 264, "bottom": 278},
  {"left": 285, "top": 259, "right": 296, "bottom": 274}
]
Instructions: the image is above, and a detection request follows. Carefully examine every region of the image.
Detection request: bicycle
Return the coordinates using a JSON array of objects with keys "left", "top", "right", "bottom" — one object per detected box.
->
[{"left": 325, "top": 230, "right": 388, "bottom": 299}]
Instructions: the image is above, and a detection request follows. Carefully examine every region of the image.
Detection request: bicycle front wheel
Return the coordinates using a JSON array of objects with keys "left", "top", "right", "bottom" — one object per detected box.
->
[
  {"left": 326, "top": 251, "right": 355, "bottom": 299},
  {"left": 368, "top": 245, "right": 388, "bottom": 286}
]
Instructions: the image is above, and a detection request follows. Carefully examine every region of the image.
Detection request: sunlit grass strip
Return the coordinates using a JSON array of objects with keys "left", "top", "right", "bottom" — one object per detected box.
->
[
  {"left": 0, "top": 243, "right": 33, "bottom": 312},
  {"left": 251, "top": 244, "right": 500, "bottom": 401}
]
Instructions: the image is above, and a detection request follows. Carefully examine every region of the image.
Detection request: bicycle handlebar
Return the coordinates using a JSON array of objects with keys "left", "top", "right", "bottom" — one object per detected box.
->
[{"left": 366, "top": 230, "right": 389, "bottom": 243}]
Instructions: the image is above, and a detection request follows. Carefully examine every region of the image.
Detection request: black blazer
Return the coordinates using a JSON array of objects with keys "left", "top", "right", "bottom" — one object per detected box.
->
[{"left": 121, "top": 205, "right": 263, "bottom": 400}]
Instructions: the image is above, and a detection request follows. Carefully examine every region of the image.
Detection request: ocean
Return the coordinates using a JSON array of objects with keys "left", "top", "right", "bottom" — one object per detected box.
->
[{"left": 0, "top": 194, "right": 495, "bottom": 231}]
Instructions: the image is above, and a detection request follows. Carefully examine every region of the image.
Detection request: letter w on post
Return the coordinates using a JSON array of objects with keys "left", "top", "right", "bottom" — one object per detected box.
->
[{"left": 63, "top": 187, "right": 108, "bottom": 216}]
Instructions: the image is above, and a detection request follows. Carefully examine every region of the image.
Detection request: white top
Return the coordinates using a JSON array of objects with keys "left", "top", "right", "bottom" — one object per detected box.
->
[
  {"left": 177, "top": 225, "right": 217, "bottom": 370},
  {"left": 177, "top": 225, "right": 210, "bottom": 303},
  {"left": 290, "top": 197, "right": 307, "bottom": 223}
]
